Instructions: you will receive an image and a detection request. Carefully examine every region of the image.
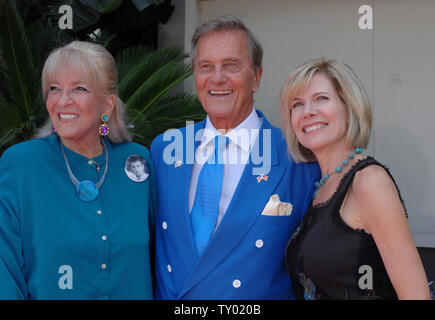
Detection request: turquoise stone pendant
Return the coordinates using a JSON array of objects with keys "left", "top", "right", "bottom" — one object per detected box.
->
[{"left": 77, "top": 180, "right": 98, "bottom": 201}]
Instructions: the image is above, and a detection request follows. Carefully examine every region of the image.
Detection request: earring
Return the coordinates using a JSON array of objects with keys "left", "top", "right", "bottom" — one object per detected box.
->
[
  {"left": 99, "top": 113, "right": 110, "bottom": 136},
  {"left": 51, "top": 124, "right": 55, "bottom": 134}
]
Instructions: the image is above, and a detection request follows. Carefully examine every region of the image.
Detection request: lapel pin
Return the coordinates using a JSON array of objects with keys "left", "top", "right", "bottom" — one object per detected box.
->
[
  {"left": 256, "top": 174, "right": 269, "bottom": 183},
  {"left": 174, "top": 160, "right": 182, "bottom": 168}
]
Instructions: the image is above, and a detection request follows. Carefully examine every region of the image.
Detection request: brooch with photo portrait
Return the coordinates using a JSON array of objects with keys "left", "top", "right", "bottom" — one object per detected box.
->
[{"left": 125, "top": 154, "right": 150, "bottom": 182}]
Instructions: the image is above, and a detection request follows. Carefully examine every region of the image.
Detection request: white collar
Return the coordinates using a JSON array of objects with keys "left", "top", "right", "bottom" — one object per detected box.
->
[{"left": 199, "top": 108, "right": 261, "bottom": 153}]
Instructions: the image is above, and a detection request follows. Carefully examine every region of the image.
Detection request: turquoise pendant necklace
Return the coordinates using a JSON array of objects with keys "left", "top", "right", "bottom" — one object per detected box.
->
[
  {"left": 313, "top": 148, "right": 363, "bottom": 200},
  {"left": 60, "top": 140, "right": 109, "bottom": 202}
]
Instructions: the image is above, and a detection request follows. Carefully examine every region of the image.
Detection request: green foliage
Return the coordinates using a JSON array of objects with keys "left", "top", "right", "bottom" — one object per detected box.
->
[
  {"left": 0, "top": 0, "right": 49, "bottom": 152},
  {"left": 43, "top": 0, "right": 175, "bottom": 55},
  {"left": 0, "top": 0, "right": 204, "bottom": 155},
  {"left": 117, "top": 46, "right": 205, "bottom": 147}
]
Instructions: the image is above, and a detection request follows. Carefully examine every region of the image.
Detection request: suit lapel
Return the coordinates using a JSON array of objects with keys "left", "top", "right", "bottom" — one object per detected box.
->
[
  {"left": 166, "top": 121, "right": 205, "bottom": 272},
  {"left": 178, "top": 113, "right": 286, "bottom": 298}
]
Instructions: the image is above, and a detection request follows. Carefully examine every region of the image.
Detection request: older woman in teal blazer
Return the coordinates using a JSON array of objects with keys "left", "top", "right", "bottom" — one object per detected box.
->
[{"left": 0, "top": 41, "right": 155, "bottom": 299}]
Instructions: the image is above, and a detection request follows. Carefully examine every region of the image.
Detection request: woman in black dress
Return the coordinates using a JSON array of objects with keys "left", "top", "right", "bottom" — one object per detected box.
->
[{"left": 280, "top": 59, "right": 430, "bottom": 300}]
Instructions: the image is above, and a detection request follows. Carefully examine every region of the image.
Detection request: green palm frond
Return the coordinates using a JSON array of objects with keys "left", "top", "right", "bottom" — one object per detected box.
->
[
  {"left": 0, "top": 0, "right": 47, "bottom": 152},
  {"left": 117, "top": 45, "right": 205, "bottom": 147},
  {"left": 144, "top": 92, "right": 203, "bottom": 119},
  {"left": 26, "top": 20, "right": 64, "bottom": 72},
  {"left": 128, "top": 62, "right": 193, "bottom": 121},
  {"left": 0, "top": 0, "right": 40, "bottom": 118},
  {"left": 0, "top": 120, "right": 36, "bottom": 150},
  {"left": 0, "top": 1, "right": 204, "bottom": 154},
  {"left": 129, "top": 93, "right": 205, "bottom": 124},
  {"left": 116, "top": 45, "right": 152, "bottom": 82},
  {"left": 0, "top": 99, "right": 23, "bottom": 133},
  {"left": 118, "top": 47, "right": 187, "bottom": 107},
  {"left": 0, "top": 99, "right": 42, "bottom": 148},
  {"left": 127, "top": 92, "right": 205, "bottom": 147}
]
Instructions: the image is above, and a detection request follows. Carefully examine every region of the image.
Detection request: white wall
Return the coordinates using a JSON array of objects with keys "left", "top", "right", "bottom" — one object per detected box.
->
[
  {"left": 173, "top": 0, "right": 435, "bottom": 246},
  {"left": 373, "top": 0, "right": 435, "bottom": 246},
  {"left": 158, "top": 0, "right": 186, "bottom": 51}
]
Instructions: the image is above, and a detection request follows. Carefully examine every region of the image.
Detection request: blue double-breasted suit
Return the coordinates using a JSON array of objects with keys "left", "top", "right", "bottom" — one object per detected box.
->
[{"left": 150, "top": 110, "right": 320, "bottom": 299}]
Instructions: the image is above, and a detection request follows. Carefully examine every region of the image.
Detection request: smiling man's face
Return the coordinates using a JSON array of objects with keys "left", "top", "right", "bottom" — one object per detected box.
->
[{"left": 194, "top": 30, "right": 262, "bottom": 130}]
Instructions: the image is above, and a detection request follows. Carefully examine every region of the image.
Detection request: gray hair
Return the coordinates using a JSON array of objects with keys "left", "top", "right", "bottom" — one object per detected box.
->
[
  {"left": 35, "top": 41, "right": 131, "bottom": 143},
  {"left": 191, "top": 15, "right": 263, "bottom": 72}
]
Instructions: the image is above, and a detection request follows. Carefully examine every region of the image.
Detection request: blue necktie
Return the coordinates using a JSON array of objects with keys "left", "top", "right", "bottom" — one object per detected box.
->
[{"left": 191, "top": 135, "right": 229, "bottom": 257}]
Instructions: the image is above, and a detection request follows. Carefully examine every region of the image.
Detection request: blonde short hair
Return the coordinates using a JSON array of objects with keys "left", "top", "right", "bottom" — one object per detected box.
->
[
  {"left": 37, "top": 41, "right": 131, "bottom": 143},
  {"left": 280, "top": 58, "right": 372, "bottom": 162}
]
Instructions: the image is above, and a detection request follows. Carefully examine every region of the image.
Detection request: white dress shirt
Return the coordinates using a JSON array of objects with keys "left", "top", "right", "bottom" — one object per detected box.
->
[{"left": 188, "top": 108, "right": 262, "bottom": 232}]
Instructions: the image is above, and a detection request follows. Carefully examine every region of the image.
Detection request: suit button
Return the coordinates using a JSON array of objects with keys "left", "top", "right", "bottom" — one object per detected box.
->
[
  {"left": 255, "top": 239, "right": 264, "bottom": 248},
  {"left": 167, "top": 264, "right": 172, "bottom": 273},
  {"left": 232, "top": 279, "right": 241, "bottom": 288},
  {"left": 162, "top": 221, "right": 168, "bottom": 230}
]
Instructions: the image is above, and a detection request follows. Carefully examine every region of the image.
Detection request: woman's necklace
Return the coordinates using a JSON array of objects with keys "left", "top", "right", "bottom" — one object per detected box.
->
[
  {"left": 313, "top": 147, "right": 363, "bottom": 200},
  {"left": 87, "top": 159, "right": 104, "bottom": 173},
  {"left": 60, "top": 140, "right": 109, "bottom": 202}
]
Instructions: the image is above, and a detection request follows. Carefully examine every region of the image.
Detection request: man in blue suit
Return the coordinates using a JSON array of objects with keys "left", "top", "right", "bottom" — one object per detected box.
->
[{"left": 151, "top": 15, "right": 320, "bottom": 299}]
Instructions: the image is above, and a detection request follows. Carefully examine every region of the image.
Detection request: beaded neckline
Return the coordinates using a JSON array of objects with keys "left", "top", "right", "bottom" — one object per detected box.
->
[
  {"left": 311, "top": 156, "right": 369, "bottom": 209},
  {"left": 313, "top": 148, "right": 364, "bottom": 200}
]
